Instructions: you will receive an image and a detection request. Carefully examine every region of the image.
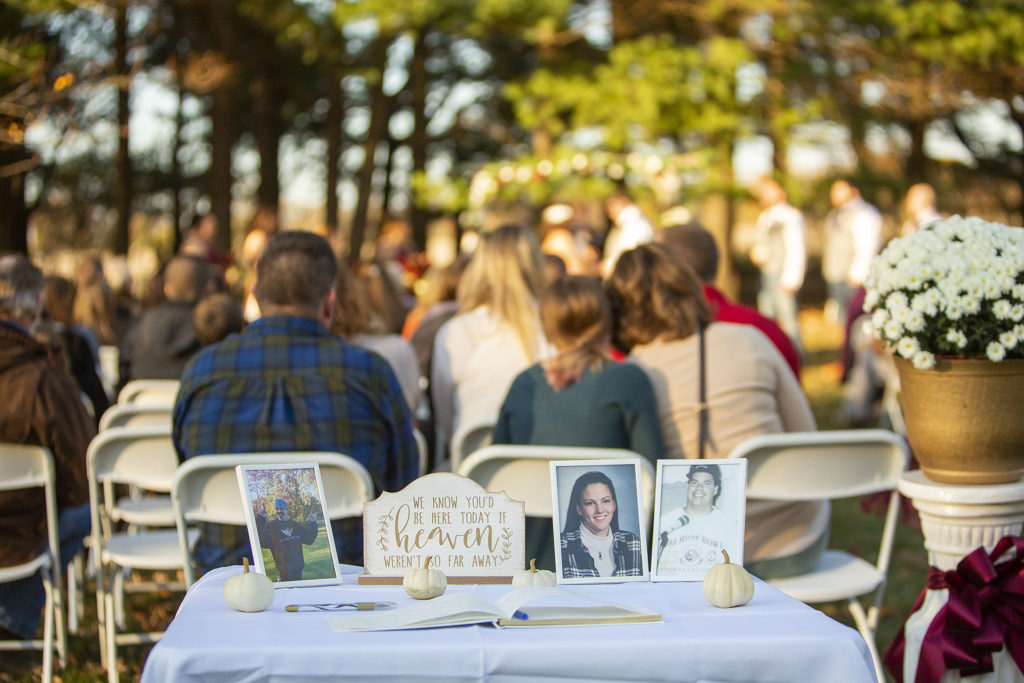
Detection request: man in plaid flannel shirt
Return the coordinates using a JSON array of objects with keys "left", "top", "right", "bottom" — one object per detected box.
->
[{"left": 173, "top": 231, "right": 418, "bottom": 575}]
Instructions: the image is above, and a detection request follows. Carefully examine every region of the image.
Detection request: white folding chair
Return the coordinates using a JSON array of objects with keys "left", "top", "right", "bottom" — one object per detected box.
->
[
  {"left": 86, "top": 427, "right": 190, "bottom": 681},
  {"left": 171, "top": 452, "right": 374, "bottom": 587},
  {"left": 728, "top": 429, "right": 909, "bottom": 683},
  {"left": 456, "top": 445, "right": 656, "bottom": 523},
  {"left": 98, "top": 404, "right": 173, "bottom": 432},
  {"left": 69, "top": 423, "right": 175, "bottom": 636},
  {"left": 449, "top": 419, "right": 494, "bottom": 473},
  {"left": 116, "top": 379, "right": 179, "bottom": 406},
  {"left": 0, "top": 444, "right": 66, "bottom": 682}
]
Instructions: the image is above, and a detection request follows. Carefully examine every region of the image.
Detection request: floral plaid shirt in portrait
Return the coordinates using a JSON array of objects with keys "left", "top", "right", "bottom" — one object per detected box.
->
[
  {"left": 560, "top": 529, "right": 644, "bottom": 578},
  {"left": 173, "top": 315, "right": 418, "bottom": 572}
]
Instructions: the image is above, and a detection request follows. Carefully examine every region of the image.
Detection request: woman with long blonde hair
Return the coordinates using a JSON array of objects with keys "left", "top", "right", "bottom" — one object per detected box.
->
[{"left": 431, "top": 224, "right": 551, "bottom": 453}]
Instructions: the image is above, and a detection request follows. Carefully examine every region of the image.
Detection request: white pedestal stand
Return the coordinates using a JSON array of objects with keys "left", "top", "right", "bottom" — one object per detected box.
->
[{"left": 896, "top": 471, "right": 1024, "bottom": 683}]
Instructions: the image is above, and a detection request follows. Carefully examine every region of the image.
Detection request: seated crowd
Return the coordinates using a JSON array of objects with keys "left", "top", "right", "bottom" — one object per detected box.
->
[{"left": 0, "top": 204, "right": 826, "bottom": 646}]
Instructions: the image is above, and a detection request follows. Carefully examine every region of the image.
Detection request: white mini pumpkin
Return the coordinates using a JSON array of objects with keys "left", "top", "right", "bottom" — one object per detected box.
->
[
  {"left": 512, "top": 558, "right": 557, "bottom": 588},
  {"left": 223, "top": 557, "right": 275, "bottom": 612},
  {"left": 403, "top": 557, "right": 447, "bottom": 599},
  {"left": 702, "top": 549, "right": 754, "bottom": 608}
]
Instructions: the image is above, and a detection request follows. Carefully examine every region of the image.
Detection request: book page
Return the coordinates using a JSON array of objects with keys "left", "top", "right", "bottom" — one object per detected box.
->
[
  {"left": 493, "top": 587, "right": 660, "bottom": 627},
  {"left": 328, "top": 592, "right": 502, "bottom": 632},
  {"left": 328, "top": 587, "right": 661, "bottom": 632}
]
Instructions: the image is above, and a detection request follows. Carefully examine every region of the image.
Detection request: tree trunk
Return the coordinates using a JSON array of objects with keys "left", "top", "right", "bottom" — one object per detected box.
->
[
  {"left": 325, "top": 73, "right": 342, "bottom": 235},
  {"left": 906, "top": 119, "right": 926, "bottom": 182},
  {"left": 381, "top": 134, "right": 396, "bottom": 221},
  {"left": 847, "top": 111, "right": 871, "bottom": 172},
  {"left": 409, "top": 29, "right": 429, "bottom": 250},
  {"left": 172, "top": 51, "right": 185, "bottom": 252},
  {"left": 349, "top": 42, "right": 391, "bottom": 258},
  {"left": 0, "top": 149, "right": 29, "bottom": 254},
  {"left": 252, "top": 69, "right": 280, "bottom": 211},
  {"left": 208, "top": 0, "right": 237, "bottom": 256},
  {"left": 113, "top": 1, "right": 132, "bottom": 255},
  {"left": 210, "top": 84, "right": 234, "bottom": 255}
]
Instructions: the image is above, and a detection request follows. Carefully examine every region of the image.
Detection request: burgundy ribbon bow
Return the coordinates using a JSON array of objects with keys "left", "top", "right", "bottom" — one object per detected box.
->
[{"left": 884, "top": 536, "right": 1024, "bottom": 683}]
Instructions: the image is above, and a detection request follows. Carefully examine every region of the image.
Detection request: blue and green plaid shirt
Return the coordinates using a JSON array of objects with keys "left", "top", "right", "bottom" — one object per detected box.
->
[{"left": 173, "top": 315, "right": 418, "bottom": 573}]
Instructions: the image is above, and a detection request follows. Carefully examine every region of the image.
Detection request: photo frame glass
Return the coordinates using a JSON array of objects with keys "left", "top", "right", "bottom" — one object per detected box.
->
[
  {"left": 651, "top": 459, "right": 747, "bottom": 581},
  {"left": 550, "top": 460, "right": 650, "bottom": 584},
  {"left": 236, "top": 463, "right": 342, "bottom": 587}
]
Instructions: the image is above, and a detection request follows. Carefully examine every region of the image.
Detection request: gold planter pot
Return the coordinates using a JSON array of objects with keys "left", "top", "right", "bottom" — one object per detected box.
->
[{"left": 895, "top": 356, "right": 1024, "bottom": 485}]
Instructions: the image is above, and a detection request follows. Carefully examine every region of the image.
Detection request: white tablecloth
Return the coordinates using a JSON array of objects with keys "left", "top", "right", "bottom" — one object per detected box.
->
[{"left": 141, "top": 565, "right": 875, "bottom": 683}]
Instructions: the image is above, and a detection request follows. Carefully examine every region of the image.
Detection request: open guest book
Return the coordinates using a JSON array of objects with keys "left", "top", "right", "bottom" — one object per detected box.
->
[{"left": 328, "top": 586, "right": 661, "bottom": 632}]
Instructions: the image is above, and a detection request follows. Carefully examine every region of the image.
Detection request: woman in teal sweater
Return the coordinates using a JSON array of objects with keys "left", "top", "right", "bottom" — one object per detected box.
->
[{"left": 492, "top": 275, "right": 663, "bottom": 568}]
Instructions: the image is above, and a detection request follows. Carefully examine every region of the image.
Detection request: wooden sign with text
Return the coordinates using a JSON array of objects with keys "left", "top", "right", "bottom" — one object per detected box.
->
[{"left": 360, "top": 473, "right": 525, "bottom": 584}]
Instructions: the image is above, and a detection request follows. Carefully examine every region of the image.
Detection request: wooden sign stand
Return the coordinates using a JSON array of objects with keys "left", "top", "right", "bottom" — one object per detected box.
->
[{"left": 359, "top": 473, "right": 526, "bottom": 585}]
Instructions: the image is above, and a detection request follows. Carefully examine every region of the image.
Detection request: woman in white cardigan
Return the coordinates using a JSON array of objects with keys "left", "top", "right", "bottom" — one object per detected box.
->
[{"left": 431, "top": 224, "right": 551, "bottom": 458}]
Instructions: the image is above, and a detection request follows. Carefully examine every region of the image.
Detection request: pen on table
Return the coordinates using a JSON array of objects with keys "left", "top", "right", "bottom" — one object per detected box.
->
[{"left": 285, "top": 601, "right": 397, "bottom": 612}]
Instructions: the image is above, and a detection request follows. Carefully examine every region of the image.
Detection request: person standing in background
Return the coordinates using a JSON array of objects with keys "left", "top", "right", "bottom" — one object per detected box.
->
[
  {"left": 900, "top": 182, "right": 943, "bottom": 237},
  {"left": 601, "top": 191, "right": 655, "bottom": 277},
  {"left": 750, "top": 178, "right": 806, "bottom": 350},
  {"left": 823, "top": 179, "right": 883, "bottom": 325}
]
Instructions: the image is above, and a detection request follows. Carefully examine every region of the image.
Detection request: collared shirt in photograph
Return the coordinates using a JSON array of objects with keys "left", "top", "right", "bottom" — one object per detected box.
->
[{"left": 560, "top": 528, "right": 644, "bottom": 578}]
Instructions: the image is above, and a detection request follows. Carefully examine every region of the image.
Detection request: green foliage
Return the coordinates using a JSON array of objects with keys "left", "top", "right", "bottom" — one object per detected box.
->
[
  {"left": 506, "top": 33, "right": 758, "bottom": 153},
  {"left": 881, "top": 0, "right": 1024, "bottom": 67},
  {"left": 245, "top": 467, "right": 324, "bottom": 523},
  {"left": 411, "top": 169, "right": 469, "bottom": 213}
]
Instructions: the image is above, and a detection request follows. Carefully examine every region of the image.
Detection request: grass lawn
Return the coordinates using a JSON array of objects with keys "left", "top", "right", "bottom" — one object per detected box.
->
[
  {"left": 261, "top": 523, "right": 335, "bottom": 582},
  {"left": 1, "top": 309, "right": 931, "bottom": 682}
]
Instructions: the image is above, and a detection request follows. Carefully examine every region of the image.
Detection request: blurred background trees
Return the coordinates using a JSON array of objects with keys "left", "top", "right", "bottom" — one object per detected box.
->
[{"left": 2, "top": 0, "right": 1022, "bottom": 282}]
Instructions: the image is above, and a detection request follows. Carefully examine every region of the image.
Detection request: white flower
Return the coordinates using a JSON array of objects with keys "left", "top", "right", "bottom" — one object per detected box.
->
[
  {"left": 912, "top": 351, "right": 936, "bottom": 370},
  {"left": 905, "top": 311, "right": 926, "bottom": 333},
  {"left": 993, "top": 300, "right": 1014, "bottom": 320},
  {"left": 884, "top": 320, "right": 903, "bottom": 340},
  {"left": 999, "top": 330, "right": 1019, "bottom": 349},
  {"left": 871, "top": 308, "right": 889, "bottom": 329},
  {"left": 944, "top": 301, "right": 963, "bottom": 320},
  {"left": 985, "top": 281, "right": 1005, "bottom": 299},
  {"left": 987, "top": 341, "right": 1006, "bottom": 362},
  {"left": 886, "top": 291, "right": 909, "bottom": 312},
  {"left": 961, "top": 295, "right": 982, "bottom": 315},
  {"left": 946, "top": 328, "right": 968, "bottom": 349},
  {"left": 897, "top": 337, "right": 921, "bottom": 359}
]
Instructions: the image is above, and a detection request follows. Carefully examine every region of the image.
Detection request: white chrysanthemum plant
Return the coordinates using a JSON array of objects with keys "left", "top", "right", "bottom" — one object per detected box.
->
[{"left": 863, "top": 215, "right": 1024, "bottom": 370}]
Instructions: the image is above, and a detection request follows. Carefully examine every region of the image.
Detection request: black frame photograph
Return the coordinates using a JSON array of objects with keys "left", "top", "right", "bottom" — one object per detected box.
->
[
  {"left": 236, "top": 463, "right": 342, "bottom": 587},
  {"left": 549, "top": 460, "right": 650, "bottom": 584},
  {"left": 651, "top": 459, "right": 747, "bottom": 581}
]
